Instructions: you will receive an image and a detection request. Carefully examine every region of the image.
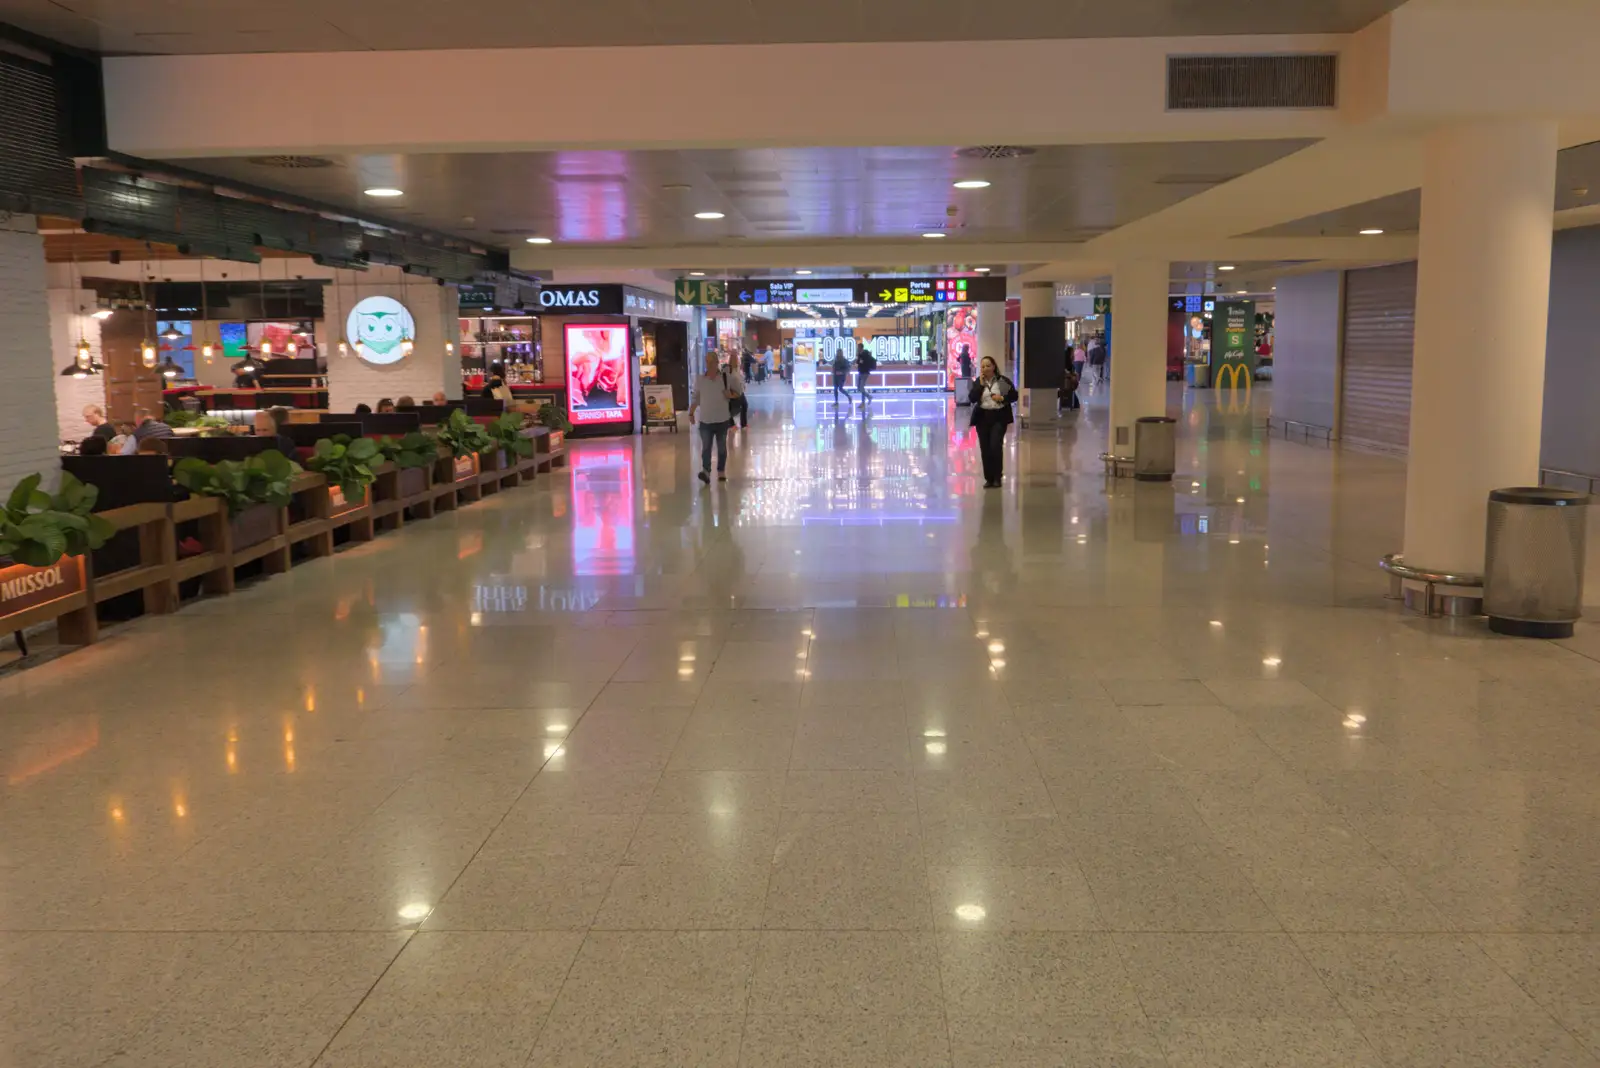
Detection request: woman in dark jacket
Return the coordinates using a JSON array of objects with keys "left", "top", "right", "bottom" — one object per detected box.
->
[{"left": 967, "top": 356, "right": 1018, "bottom": 488}]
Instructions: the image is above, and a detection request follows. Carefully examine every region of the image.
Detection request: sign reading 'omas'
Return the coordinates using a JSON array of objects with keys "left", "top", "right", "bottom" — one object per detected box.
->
[
  {"left": 538, "top": 285, "right": 625, "bottom": 315},
  {"left": 346, "top": 296, "right": 417, "bottom": 365}
]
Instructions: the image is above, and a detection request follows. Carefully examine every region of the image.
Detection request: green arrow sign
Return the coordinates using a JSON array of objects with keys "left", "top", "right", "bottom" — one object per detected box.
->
[{"left": 674, "top": 279, "right": 727, "bottom": 306}]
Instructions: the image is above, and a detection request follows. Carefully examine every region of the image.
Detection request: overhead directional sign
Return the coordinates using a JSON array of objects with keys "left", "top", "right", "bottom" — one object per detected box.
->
[
  {"left": 715, "top": 276, "right": 1006, "bottom": 306},
  {"left": 674, "top": 278, "right": 727, "bottom": 306}
]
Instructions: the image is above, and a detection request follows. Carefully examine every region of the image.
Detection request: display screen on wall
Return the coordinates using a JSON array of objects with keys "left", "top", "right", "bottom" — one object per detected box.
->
[
  {"left": 219, "top": 322, "right": 249, "bottom": 360},
  {"left": 565, "top": 324, "right": 633, "bottom": 426},
  {"left": 157, "top": 321, "right": 196, "bottom": 379},
  {"left": 946, "top": 306, "right": 977, "bottom": 383}
]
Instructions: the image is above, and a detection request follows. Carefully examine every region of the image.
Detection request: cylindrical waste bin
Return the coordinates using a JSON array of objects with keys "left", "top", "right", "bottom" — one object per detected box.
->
[
  {"left": 1483, "top": 487, "right": 1590, "bottom": 638},
  {"left": 1134, "top": 417, "right": 1176, "bottom": 482}
]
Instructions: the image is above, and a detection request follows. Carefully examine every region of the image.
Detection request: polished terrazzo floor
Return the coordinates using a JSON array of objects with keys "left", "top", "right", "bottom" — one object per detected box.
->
[{"left": 3, "top": 381, "right": 1600, "bottom": 1067}]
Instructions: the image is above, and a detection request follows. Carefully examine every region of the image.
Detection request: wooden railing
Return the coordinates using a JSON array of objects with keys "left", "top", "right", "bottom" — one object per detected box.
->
[{"left": 3, "top": 442, "right": 552, "bottom": 651}]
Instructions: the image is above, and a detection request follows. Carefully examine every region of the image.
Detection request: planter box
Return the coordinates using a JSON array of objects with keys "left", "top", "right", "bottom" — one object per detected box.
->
[
  {"left": 328, "top": 485, "right": 370, "bottom": 517},
  {"left": 0, "top": 555, "right": 86, "bottom": 627},
  {"left": 230, "top": 503, "right": 279, "bottom": 550},
  {"left": 397, "top": 466, "right": 429, "bottom": 497},
  {"left": 480, "top": 449, "right": 508, "bottom": 472},
  {"left": 452, "top": 454, "right": 480, "bottom": 482}
]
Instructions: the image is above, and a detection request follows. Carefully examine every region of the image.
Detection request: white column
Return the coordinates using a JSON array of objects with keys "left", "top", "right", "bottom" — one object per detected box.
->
[
  {"left": 0, "top": 220, "right": 63, "bottom": 490},
  {"left": 1107, "top": 260, "right": 1169, "bottom": 452},
  {"left": 976, "top": 302, "right": 1005, "bottom": 381},
  {"left": 1403, "top": 121, "right": 1558, "bottom": 574}
]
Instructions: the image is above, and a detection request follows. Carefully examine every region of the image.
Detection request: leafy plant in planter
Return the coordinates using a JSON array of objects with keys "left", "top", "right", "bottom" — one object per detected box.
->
[
  {"left": 536, "top": 404, "right": 573, "bottom": 435},
  {"left": 0, "top": 472, "right": 116, "bottom": 567},
  {"left": 485, "top": 413, "right": 535, "bottom": 458},
  {"left": 304, "top": 435, "right": 381, "bottom": 503},
  {"left": 172, "top": 450, "right": 300, "bottom": 516},
  {"left": 435, "top": 409, "right": 495, "bottom": 459},
  {"left": 376, "top": 431, "right": 440, "bottom": 470},
  {"left": 164, "top": 410, "right": 232, "bottom": 432}
]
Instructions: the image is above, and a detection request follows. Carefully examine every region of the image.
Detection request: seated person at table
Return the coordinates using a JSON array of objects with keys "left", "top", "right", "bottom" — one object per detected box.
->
[
  {"left": 375, "top": 397, "right": 395, "bottom": 413},
  {"left": 431, "top": 391, "right": 448, "bottom": 405},
  {"left": 355, "top": 403, "right": 372, "bottom": 415},
  {"left": 254, "top": 406, "right": 296, "bottom": 456},
  {"left": 79, "top": 435, "right": 108, "bottom": 456},
  {"left": 119, "top": 408, "right": 173, "bottom": 455},
  {"left": 395, "top": 395, "right": 417, "bottom": 412},
  {"left": 137, "top": 437, "right": 170, "bottom": 457},
  {"left": 83, "top": 404, "right": 116, "bottom": 441}
]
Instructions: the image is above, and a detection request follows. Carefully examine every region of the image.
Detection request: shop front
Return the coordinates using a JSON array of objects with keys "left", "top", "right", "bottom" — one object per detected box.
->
[{"left": 537, "top": 284, "right": 687, "bottom": 437}]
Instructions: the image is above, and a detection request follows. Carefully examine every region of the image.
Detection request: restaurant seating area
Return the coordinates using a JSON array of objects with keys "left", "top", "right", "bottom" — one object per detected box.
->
[{"left": 2, "top": 416, "right": 566, "bottom": 651}]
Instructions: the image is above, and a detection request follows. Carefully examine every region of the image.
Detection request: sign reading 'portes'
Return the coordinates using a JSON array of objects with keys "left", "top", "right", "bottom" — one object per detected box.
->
[{"left": 346, "top": 296, "right": 416, "bottom": 365}]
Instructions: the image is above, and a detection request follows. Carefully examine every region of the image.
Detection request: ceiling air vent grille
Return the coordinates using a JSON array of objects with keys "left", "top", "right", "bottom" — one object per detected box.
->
[
  {"left": 1166, "top": 54, "right": 1337, "bottom": 110},
  {"left": 246, "top": 155, "right": 337, "bottom": 169},
  {"left": 955, "top": 146, "right": 1037, "bottom": 160}
]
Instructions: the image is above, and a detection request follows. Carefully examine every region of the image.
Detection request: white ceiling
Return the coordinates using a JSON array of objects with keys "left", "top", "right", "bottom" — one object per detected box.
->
[
  {"left": 0, "top": 0, "right": 1407, "bottom": 54},
  {"left": 179, "top": 141, "right": 1314, "bottom": 250}
]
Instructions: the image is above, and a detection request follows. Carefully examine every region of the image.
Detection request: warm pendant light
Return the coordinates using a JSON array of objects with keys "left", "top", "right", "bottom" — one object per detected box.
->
[
  {"left": 158, "top": 357, "right": 183, "bottom": 379},
  {"left": 260, "top": 338, "right": 272, "bottom": 357},
  {"left": 141, "top": 341, "right": 158, "bottom": 369},
  {"left": 401, "top": 338, "right": 415, "bottom": 356},
  {"left": 286, "top": 340, "right": 299, "bottom": 357},
  {"left": 338, "top": 341, "right": 349, "bottom": 358},
  {"left": 199, "top": 261, "right": 215, "bottom": 362},
  {"left": 138, "top": 256, "right": 157, "bottom": 368},
  {"left": 162, "top": 323, "right": 182, "bottom": 341}
]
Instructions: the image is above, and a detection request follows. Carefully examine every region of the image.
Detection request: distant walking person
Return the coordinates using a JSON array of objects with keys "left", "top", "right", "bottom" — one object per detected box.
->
[
  {"left": 1087, "top": 335, "right": 1107, "bottom": 386},
  {"left": 689, "top": 362, "right": 738, "bottom": 484},
  {"left": 968, "top": 356, "right": 1018, "bottom": 489},
  {"left": 855, "top": 345, "right": 877, "bottom": 405},
  {"left": 831, "top": 350, "right": 850, "bottom": 405}
]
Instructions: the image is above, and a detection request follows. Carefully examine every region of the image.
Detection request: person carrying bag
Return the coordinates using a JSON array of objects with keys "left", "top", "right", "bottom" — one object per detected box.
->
[{"left": 968, "top": 356, "right": 1019, "bottom": 488}]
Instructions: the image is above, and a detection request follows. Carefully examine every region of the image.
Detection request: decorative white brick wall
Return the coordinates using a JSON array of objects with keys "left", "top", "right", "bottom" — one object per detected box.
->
[
  {"left": 48, "top": 287, "right": 107, "bottom": 446},
  {"left": 0, "top": 219, "right": 64, "bottom": 492},
  {"left": 324, "top": 267, "right": 461, "bottom": 411}
]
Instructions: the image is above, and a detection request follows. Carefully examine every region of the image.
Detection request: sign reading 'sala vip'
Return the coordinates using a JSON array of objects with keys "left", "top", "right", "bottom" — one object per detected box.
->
[{"left": 346, "top": 296, "right": 417, "bottom": 365}]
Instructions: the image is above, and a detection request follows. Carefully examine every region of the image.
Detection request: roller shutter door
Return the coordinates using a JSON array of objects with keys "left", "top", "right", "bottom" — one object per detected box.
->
[{"left": 1340, "top": 262, "right": 1416, "bottom": 454}]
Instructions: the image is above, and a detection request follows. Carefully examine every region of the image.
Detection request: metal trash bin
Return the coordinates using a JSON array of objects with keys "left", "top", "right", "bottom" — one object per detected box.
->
[
  {"left": 1133, "top": 417, "right": 1176, "bottom": 482},
  {"left": 1483, "top": 487, "right": 1590, "bottom": 638}
]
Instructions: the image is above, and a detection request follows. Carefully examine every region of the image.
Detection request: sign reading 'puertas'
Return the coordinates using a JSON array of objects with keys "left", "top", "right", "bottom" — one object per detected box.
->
[{"left": 346, "top": 296, "right": 417, "bottom": 365}]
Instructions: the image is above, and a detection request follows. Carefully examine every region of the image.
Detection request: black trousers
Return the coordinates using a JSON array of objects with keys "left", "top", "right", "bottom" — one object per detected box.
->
[
  {"left": 976, "top": 418, "right": 1008, "bottom": 483},
  {"left": 832, "top": 376, "right": 847, "bottom": 401}
]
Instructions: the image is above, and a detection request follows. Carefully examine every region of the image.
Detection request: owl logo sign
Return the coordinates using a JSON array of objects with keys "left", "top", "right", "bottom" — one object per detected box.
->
[{"left": 345, "top": 296, "right": 416, "bottom": 365}]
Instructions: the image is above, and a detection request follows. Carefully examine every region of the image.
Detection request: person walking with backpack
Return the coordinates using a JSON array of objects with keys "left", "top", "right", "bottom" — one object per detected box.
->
[
  {"left": 689, "top": 362, "right": 739, "bottom": 483},
  {"left": 855, "top": 345, "right": 877, "bottom": 406}
]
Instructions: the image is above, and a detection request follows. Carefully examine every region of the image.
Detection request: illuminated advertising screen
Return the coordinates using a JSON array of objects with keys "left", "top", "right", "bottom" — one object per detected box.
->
[
  {"left": 219, "top": 322, "right": 249, "bottom": 360},
  {"left": 565, "top": 323, "right": 632, "bottom": 426},
  {"left": 946, "top": 306, "right": 977, "bottom": 384}
]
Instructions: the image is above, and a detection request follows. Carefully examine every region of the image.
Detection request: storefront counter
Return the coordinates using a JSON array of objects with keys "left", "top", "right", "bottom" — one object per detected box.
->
[{"left": 809, "top": 366, "right": 947, "bottom": 392}]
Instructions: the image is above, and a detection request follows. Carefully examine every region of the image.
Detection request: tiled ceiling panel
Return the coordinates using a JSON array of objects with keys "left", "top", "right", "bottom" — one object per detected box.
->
[
  {"left": 0, "top": 0, "right": 1407, "bottom": 54},
  {"left": 183, "top": 140, "right": 1316, "bottom": 249}
]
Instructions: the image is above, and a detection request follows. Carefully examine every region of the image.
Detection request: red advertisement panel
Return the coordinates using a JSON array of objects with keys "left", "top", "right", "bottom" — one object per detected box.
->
[{"left": 565, "top": 324, "right": 632, "bottom": 426}]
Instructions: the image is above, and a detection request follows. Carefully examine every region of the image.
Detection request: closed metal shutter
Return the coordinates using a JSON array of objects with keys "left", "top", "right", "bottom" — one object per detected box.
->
[{"left": 1340, "top": 262, "right": 1416, "bottom": 454}]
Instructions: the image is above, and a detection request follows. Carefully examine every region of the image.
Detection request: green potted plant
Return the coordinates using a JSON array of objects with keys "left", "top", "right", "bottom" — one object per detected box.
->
[
  {"left": 484, "top": 412, "right": 535, "bottom": 469},
  {"left": 172, "top": 449, "right": 299, "bottom": 550},
  {"left": 435, "top": 409, "right": 494, "bottom": 479},
  {"left": 0, "top": 472, "right": 116, "bottom": 568},
  {"left": 164, "top": 410, "right": 233, "bottom": 434},
  {"left": 304, "top": 435, "right": 380, "bottom": 508},
  {"left": 376, "top": 431, "right": 439, "bottom": 497},
  {"left": 536, "top": 404, "right": 573, "bottom": 436}
]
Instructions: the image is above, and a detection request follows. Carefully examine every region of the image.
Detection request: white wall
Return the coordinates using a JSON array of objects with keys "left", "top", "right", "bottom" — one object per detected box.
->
[
  {"left": 48, "top": 288, "right": 107, "bottom": 446},
  {"left": 323, "top": 267, "right": 461, "bottom": 412},
  {"left": 1270, "top": 272, "right": 1343, "bottom": 434},
  {"left": 0, "top": 220, "right": 66, "bottom": 491},
  {"left": 1542, "top": 226, "right": 1600, "bottom": 477}
]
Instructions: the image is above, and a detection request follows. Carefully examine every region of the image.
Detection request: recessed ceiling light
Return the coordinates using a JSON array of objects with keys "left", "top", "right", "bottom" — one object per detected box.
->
[
  {"left": 1360, "top": 228, "right": 1384, "bottom": 235},
  {"left": 975, "top": 266, "right": 992, "bottom": 272},
  {"left": 1237, "top": 289, "right": 1248, "bottom": 294},
  {"left": 364, "top": 187, "right": 403, "bottom": 198},
  {"left": 694, "top": 211, "right": 726, "bottom": 220},
  {"left": 922, "top": 232, "right": 947, "bottom": 239},
  {"left": 796, "top": 269, "right": 812, "bottom": 275},
  {"left": 526, "top": 236, "right": 552, "bottom": 244},
  {"left": 689, "top": 271, "right": 706, "bottom": 277},
  {"left": 953, "top": 180, "right": 991, "bottom": 190},
  {"left": 1218, "top": 265, "right": 1236, "bottom": 271}
]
